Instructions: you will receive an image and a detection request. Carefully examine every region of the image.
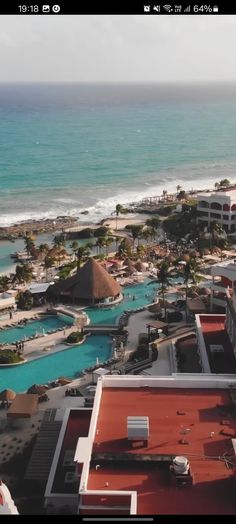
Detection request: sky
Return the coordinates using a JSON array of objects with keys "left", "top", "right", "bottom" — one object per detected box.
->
[{"left": 0, "top": 15, "right": 235, "bottom": 83}]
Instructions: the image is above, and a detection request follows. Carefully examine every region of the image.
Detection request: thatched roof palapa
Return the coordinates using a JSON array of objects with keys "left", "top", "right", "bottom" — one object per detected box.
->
[
  {"left": 0, "top": 389, "right": 16, "bottom": 402},
  {"left": 7, "top": 394, "right": 38, "bottom": 419},
  {"left": 48, "top": 258, "right": 121, "bottom": 302}
]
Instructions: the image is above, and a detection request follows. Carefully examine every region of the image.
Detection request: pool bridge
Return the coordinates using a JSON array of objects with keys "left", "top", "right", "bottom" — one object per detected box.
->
[{"left": 84, "top": 324, "right": 121, "bottom": 334}]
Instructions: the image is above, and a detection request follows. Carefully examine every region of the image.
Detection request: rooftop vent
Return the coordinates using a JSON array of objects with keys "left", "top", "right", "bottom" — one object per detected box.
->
[
  {"left": 169, "top": 456, "right": 194, "bottom": 487},
  {"left": 172, "top": 456, "right": 189, "bottom": 475},
  {"left": 127, "top": 416, "right": 149, "bottom": 443}
]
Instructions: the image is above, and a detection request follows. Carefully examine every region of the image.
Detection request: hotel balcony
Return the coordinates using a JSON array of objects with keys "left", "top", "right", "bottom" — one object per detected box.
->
[
  {"left": 211, "top": 282, "right": 232, "bottom": 293},
  {"left": 212, "top": 296, "right": 226, "bottom": 308}
]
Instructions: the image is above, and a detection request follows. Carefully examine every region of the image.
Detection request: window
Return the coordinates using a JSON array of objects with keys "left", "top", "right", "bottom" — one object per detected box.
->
[
  {"left": 210, "top": 212, "right": 221, "bottom": 219},
  {"left": 210, "top": 202, "right": 222, "bottom": 210},
  {"left": 198, "top": 200, "right": 209, "bottom": 208}
]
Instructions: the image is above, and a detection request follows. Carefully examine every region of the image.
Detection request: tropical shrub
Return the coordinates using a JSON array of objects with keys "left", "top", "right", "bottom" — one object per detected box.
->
[
  {"left": 67, "top": 331, "right": 84, "bottom": 344},
  {"left": 17, "top": 291, "right": 33, "bottom": 310},
  {"left": 0, "top": 350, "right": 23, "bottom": 364}
]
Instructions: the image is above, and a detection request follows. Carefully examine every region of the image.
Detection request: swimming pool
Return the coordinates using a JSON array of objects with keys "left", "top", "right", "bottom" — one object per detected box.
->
[
  {"left": 0, "top": 277, "right": 183, "bottom": 392},
  {"left": 0, "top": 334, "right": 111, "bottom": 392},
  {"left": 87, "top": 278, "right": 183, "bottom": 325},
  {"left": 0, "top": 314, "right": 74, "bottom": 345}
]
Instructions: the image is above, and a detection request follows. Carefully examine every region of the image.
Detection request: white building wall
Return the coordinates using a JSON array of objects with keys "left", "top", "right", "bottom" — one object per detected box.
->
[{"left": 197, "top": 189, "right": 236, "bottom": 231}]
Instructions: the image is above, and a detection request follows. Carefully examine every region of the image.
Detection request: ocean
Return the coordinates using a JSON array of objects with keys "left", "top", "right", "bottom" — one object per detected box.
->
[{"left": 0, "top": 82, "right": 236, "bottom": 227}]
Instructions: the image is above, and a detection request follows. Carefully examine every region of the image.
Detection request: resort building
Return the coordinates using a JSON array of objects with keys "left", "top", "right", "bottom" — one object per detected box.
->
[
  {"left": 47, "top": 258, "right": 122, "bottom": 307},
  {"left": 44, "top": 374, "right": 236, "bottom": 515},
  {"left": 195, "top": 284, "right": 236, "bottom": 374},
  {"left": 197, "top": 187, "right": 236, "bottom": 232},
  {"left": 209, "top": 261, "right": 236, "bottom": 311},
  {"left": 27, "top": 283, "right": 51, "bottom": 305}
]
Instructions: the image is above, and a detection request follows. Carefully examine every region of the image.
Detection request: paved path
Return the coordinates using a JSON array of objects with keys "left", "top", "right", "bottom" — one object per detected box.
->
[{"left": 0, "top": 307, "right": 46, "bottom": 328}]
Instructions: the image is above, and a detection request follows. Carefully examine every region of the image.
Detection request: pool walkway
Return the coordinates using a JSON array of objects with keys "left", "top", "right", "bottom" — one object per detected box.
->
[
  {"left": 5, "top": 325, "right": 77, "bottom": 363},
  {"left": 0, "top": 307, "right": 47, "bottom": 329}
]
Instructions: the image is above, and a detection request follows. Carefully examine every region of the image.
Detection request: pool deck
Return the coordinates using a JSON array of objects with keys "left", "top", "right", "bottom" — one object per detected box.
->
[
  {"left": 124, "top": 309, "right": 191, "bottom": 376},
  {"left": 11, "top": 325, "right": 77, "bottom": 363},
  {"left": 0, "top": 307, "right": 47, "bottom": 329}
]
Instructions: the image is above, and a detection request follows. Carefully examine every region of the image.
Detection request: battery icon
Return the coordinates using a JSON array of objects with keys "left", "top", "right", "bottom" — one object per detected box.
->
[{"left": 213, "top": 5, "right": 219, "bottom": 12}]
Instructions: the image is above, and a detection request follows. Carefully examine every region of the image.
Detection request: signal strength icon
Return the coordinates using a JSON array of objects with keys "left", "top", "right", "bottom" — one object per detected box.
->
[
  {"left": 163, "top": 4, "right": 173, "bottom": 12},
  {"left": 184, "top": 5, "right": 191, "bottom": 12}
]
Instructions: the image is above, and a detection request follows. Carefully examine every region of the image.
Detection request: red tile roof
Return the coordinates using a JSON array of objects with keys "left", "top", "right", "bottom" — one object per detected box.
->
[
  {"left": 53, "top": 409, "right": 92, "bottom": 494},
  {"left": 87, "top": 387, "right": 236, "bottom": 514},
  {"left": 199, "top": 315, "right": 236, "bottom": 374}
]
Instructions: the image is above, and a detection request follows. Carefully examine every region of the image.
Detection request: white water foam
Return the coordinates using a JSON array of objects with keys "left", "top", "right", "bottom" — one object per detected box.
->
[{"left": 1, "top": 160, "right": 236, "bottom": 226}]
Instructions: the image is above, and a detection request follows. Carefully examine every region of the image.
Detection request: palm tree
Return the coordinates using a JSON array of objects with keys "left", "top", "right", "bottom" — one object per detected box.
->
[
  {"left": 136, "top": 244, "right": 146, "bottom": 259},
  {"left": 13, "top": 264, "right": 33, "bottom": 284},
  {"left": 218, "top": 237, "right": 228, "bottom": 260},
  {"left": 115, "top": 204, "right": 124, "bottom": 232},
  {"left": 17, "top": 290, "right": 33, "bottom": 310},
  {"left": 183, "top": 257, "right": 200, "bottom": 321},
  {"left": 145, "top": 217, "right": 160, "bottom": 240},
  {"left": 53, "top": 234, "right": 66, "bottom": 247},
  {"left": 44, "top": 255, "right": 56, "bottom": 282},
  {"left": 38, "top": 243, "right": 50, "bottom": 254},
  {"left": 149, "top": 261, "right": 170, "bottom": 321},
  {"left": 209, "top": 221, "right": 225, "bottom": 250},
  {"left": 219, "top": 179, "right": 231, "bottom": 188},
  {"left": 157, "top": 261, "right": 171, "bottom": 321},
  {"left": 193, "top": 222, "right": 206, "bottom": 252},
  {"left": 24, "top": 236, "right": 36, "bottom": 257},
  {"left": 96, "top": 237, "right": 106, "bottom": 255},
  {"left": 70, "top": 240, "right": 79, "bottom": 253},
  {"left": 76, "top": 245, "right": 91, "bottom": 270},
  {"left": 141, "top": 227, "right": 154, "bottom": 243},
  {"left": 126, "top": 225, "right": 144, "bottom": 249},
  {"left": 104, "top": 237, "right": 114, "bottom": 256},
  {"left": 0, "top": 276, "right": 11, "bottom": 292},
  {"left": 85, "top": 241, "right": 95, "bottom": 250},
  {"left": 176, "top": 185, "right": 182, "bottom": 193},
  {"left": 118, "top": 237, "right": 132, "bottom": 258},
  {"left": 162, "top": 189, "right": 168, "bottom": 202}
]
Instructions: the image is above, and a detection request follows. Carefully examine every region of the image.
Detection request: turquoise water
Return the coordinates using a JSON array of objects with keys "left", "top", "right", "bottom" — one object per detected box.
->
[
  {"left": 0, "top": 235, "right": 116, "bottom": 276},
  {"left": 0, "top": 234, "right": 54, "bottom": 275},
  {"left": 88, "top": 281, "right": 159, "bottom": 325},
  {"left": 1, "top": 83, "right": 236, "bottom": 226},
  {"left": 0, "top": 279, "right": 183, "bottom": 391},
  {"left": 87, "top": 278, "right": 184, "bottom": 325},
  {"left": 0, "top": 335, "right": 111, "bottom": 392},
  {"left": 0, "top": 314, "right": 73, "bottom": 344}
]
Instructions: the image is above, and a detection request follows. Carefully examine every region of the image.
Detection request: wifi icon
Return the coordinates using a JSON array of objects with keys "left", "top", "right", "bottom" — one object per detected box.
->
[{"left": 163, "top": 4, "right": 173, "bottom": 12}]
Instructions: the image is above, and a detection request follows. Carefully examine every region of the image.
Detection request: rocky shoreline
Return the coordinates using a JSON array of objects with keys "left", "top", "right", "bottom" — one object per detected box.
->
[
  {"left": 0, "top": 216, "right": 79, "bottom": 240},
  {"left": 0, "top": 187, "right": 203, "bottom": 241}
]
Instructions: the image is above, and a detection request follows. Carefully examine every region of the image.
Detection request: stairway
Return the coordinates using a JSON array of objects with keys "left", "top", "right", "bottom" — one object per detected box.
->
[{"left": 25, "top": 409, "right": 62, "bottom": 482}]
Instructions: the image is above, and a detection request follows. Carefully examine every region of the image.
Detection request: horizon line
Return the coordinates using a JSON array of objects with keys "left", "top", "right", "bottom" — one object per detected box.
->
[{"left": 1, "top": 80, "right": 236, "bottom": 85}]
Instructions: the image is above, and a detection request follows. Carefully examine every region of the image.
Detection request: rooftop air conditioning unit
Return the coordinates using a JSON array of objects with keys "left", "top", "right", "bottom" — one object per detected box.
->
[{"left": 127, "top": 416, "right": 149, "bottom": 441}]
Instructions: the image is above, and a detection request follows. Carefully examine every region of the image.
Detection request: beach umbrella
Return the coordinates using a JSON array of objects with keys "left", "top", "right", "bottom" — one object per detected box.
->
[
  {"left": 58, "top": 377, "right": 71, "bottom": 386},
  {"left": 0, "top": 389, "right": 16, "bottom": 402},
  {"left": 27, "top": 384, "right": 46, "bottom": 396}
]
